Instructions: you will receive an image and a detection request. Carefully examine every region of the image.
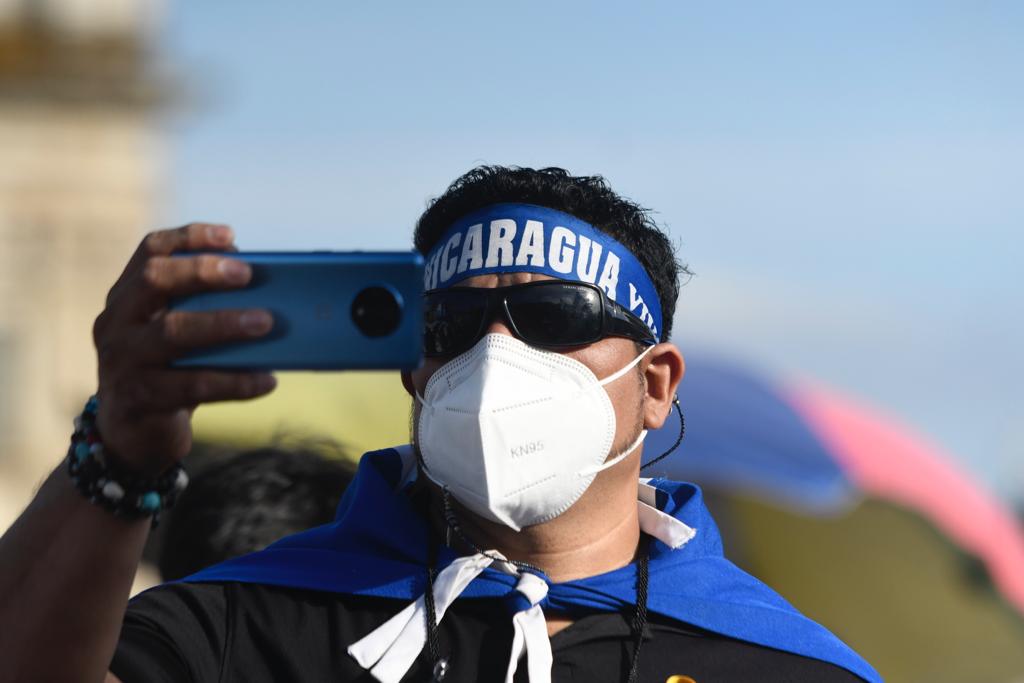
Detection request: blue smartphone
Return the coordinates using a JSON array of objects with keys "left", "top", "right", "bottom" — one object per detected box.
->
[{"left": 169, "top": 251, "right": 424, "bottom": 370}]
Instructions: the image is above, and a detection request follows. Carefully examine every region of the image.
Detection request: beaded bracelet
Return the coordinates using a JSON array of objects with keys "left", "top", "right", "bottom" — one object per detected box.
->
[{"left": 66, "top": 395, "right": 188, "bottom": 527}]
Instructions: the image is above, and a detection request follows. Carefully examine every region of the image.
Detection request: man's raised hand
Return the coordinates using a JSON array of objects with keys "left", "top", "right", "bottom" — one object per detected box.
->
[{"left": 92, "top": 223, "right": 276, "bottom": 475}]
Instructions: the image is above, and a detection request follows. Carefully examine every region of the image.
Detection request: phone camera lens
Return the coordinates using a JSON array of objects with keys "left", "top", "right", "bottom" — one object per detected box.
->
[{"left": 351, "top": 286, "right": 402, "bottom": 337}]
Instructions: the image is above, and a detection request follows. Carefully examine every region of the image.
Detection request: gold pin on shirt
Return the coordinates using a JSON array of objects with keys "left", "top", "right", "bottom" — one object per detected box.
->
[{"left": 665, "top": 676, "right": 698, "bottom": 683}]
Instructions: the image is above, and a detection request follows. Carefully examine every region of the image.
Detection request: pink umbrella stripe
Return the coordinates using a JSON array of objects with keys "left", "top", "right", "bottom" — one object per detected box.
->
[{"left": 787, "top": 383, "right": 1024, "bottom": 617}]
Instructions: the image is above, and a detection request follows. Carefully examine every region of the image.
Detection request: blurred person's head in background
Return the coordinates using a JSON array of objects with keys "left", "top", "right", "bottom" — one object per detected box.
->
[{"left": 154, "top": 445, "right": 356, "bottom": 581}]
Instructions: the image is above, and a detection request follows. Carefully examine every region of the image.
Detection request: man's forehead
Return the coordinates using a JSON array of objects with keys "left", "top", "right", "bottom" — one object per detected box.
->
[{"left": 450, "top": 272, "right": 557, "bottom": 289}]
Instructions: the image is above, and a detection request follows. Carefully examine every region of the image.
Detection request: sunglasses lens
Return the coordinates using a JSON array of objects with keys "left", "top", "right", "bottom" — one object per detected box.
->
[
  {"left": 507, "top": 283, "right": 603, "bottom": 346},
  {"left": 424, "top": 290, "right": 486, "bottom": 356}
]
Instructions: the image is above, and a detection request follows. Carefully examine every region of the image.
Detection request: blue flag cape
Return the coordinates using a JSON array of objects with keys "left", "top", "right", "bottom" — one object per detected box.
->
[{"left": 184, "top": 447, "right": 881, "bottom": 682}]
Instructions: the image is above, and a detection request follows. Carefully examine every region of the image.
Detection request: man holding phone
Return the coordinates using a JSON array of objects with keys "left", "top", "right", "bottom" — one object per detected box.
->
[{"left": 0, "top": 166, "right": 879, "bottom": 682}]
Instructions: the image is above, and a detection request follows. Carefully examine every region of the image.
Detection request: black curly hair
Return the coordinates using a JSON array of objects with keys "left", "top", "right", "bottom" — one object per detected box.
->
[
  {"left": 154, "top": 446, "right": 355, "bottom": 581},
  {"left": 414, "top": 166, "right": 687, "bottom": 341}
]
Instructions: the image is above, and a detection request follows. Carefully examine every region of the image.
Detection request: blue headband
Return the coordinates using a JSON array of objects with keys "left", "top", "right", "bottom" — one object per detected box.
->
[{"left": 423, "top": 203, "right": 663, "bottom": 339}]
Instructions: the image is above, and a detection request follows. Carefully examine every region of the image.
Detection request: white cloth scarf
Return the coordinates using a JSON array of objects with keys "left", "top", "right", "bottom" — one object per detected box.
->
[{"left": 347, "top": 480, "right": 696, "bottom": 683}]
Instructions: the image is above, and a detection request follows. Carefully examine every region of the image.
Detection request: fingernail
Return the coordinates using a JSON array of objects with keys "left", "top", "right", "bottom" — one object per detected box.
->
[
  {"left": 206, "top": 224, "right": 233, "bottom": 245},
  {"left": 218, "top": 258, "right": 249, "bottom": 283},
  {"left": 256, "top": 374, "right": 277, "bottom": 392},
  {"left": 240, "top": 310, "right": 273, "bottom": 335}
]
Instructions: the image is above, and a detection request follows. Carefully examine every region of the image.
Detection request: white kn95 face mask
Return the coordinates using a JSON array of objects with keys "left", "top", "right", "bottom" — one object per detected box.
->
[{"left": 415, "top": 333, "right": 654, "bottom": 531}]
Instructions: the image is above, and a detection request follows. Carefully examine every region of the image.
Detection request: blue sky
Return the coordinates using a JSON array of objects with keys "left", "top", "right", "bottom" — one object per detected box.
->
[{"left": 159, "top": 1, "right": 1024, "bottom": 501}]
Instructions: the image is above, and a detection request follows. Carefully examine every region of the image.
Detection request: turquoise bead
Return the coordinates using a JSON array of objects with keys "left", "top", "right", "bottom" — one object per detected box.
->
[
  {"left": 74, "top": 442, "right": 90, "bottom": 462},
  {"left": 139, "top": 492, "right": 161, "bottom": 513}
]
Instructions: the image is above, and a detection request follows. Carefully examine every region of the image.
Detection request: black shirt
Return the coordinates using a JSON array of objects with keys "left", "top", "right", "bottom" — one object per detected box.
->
[{"left": 111, "top": 582, "right": 864, "bottom": 682}]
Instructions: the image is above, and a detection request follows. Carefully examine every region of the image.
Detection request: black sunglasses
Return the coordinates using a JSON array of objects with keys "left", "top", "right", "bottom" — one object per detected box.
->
[{"left": 423, "top": 280, "right": 657, "bottom": 357}]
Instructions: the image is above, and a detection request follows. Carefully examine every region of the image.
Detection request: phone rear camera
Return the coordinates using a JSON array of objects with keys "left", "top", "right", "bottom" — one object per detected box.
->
[{"left": 351, "top": 286, "right": 402, "bottom": 337}]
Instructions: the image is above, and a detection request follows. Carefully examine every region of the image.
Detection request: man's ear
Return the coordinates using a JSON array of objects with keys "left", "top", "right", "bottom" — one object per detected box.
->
[
  {"left": 400, "top": 370, "right": 416, "bottom": 397},
  {"left": 642, "top": 343, "right": 685, "bottom": 430}
]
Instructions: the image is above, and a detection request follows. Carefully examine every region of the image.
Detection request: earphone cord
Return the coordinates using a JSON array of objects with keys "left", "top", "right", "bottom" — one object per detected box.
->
[
  {"left": 424, "top": 522, "right": 446, "bottom": 681},
  {"left": 639, "top": 396, "right": 684, "bottom": 472},
  {"left": 424, "top": 541, "right": 441, "bottom": 658},
  {"left": 626, "top": 534, "right": 650, "bottom": 683}
]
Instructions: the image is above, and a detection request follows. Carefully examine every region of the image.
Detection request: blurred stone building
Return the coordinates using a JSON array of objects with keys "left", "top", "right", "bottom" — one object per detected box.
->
[{"left": 0, "top": 0, "right": 167, "bottom": 525}]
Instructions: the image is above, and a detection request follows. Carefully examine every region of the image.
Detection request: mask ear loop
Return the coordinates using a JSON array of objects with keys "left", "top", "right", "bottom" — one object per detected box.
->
[
  {"left": 639, "top": 396, "right": 685, "bottom": 472},
  {"left": 598, "top": 343, "right": 656, "bottom": 386}
]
